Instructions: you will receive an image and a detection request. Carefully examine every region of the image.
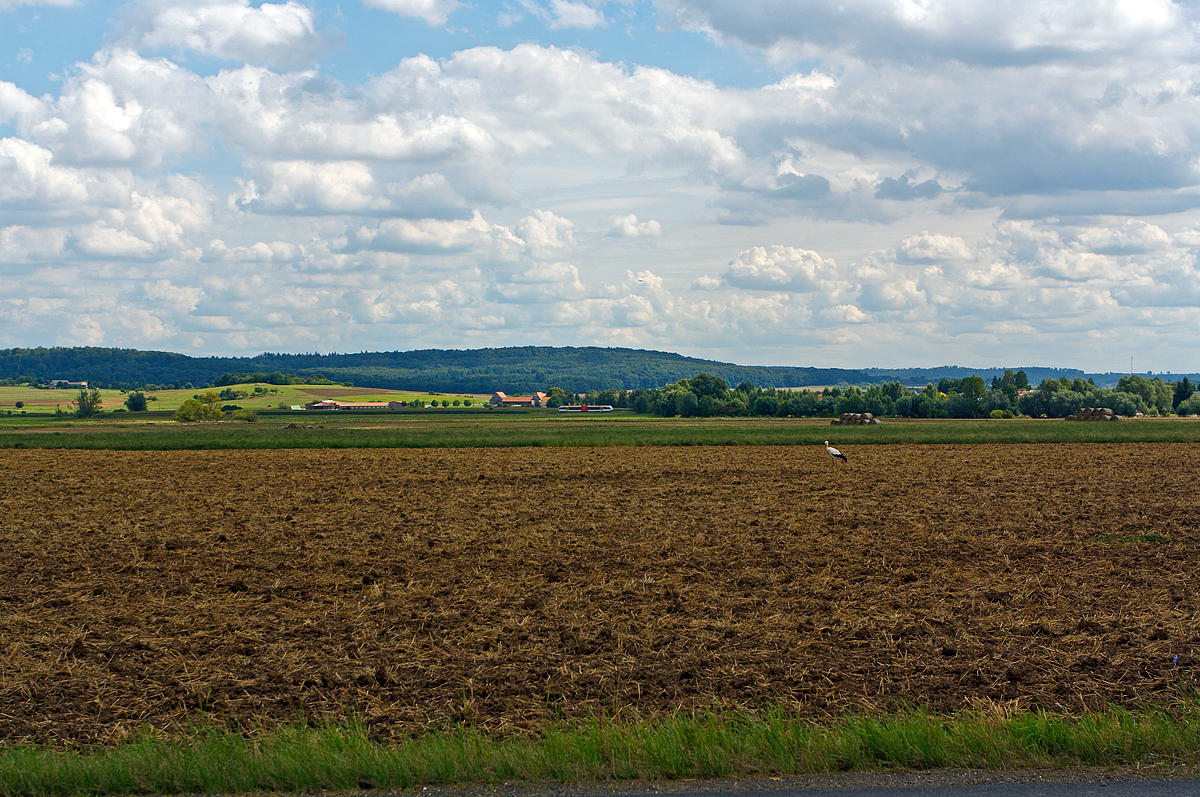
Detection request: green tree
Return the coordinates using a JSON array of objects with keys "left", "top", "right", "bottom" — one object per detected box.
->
[
  {"left": 992, "top": 369, "right": 1027, "bottom": 403},
  {"left": 1106, "top": 390, "right": 1148, "bottom": 417},
  {"left": 945, "top": 394, "right": 981, "bottom": 418},
  {"left": 1116, "top": 375, "right": 1172, "bottom": 415},
  {"left": 1173, "top": 377, "right": 1194, "bottom": 410},
  {"left": 173, "top": 391, "right": 223, "bottom": 422},
  {"left": 835, "top": 389, "right": 865, "bottom": 414},
  {"left": 688, "top": 372, "right": 728, "bottom": 400},
  {"left": 72, "top": 388, "right": 103, "bottom": 418},
  {"left": 673, "top": 390, "right": 700, "bottom": 416},
  {"left": 752, "top": 393, "right": 779, "bottom": 416},
  {"left": 1176, "top": 392, "right": 1200, "bottom": 416},
  {"left": 14, "top": 401, "right": 22, "bottom": 409},
  {"left": 960, "top": 375, "right": 986, "bottom": 400},
  {"left": 981, "top": 390, "right": 1013, "bottom": 416},
  {"left": 124, "top": 391, "right": 148, "bottom": 412},
  {"left": 937, "top": 377, "right": 960, "bottom": 395},
  {"left": 545, "top": 386, "right": 571, "bottom": 408}
]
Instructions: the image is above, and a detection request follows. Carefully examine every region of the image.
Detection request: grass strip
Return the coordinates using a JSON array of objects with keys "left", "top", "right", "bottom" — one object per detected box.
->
[
  {"left": 2, "top": 706, "right": 1197, "bottom": 796},
  {"left": 4, "top": 416, "right": 1200, "bottom": 450}
]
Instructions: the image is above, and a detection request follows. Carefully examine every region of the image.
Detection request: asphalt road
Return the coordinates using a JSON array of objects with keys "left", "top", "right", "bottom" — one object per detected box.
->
[
  {"left": 399, "top": 768, "right": 1199, "bottom": 797},
  {"left": 609, "top": 782, "right": 1199, "bottom": 796}
]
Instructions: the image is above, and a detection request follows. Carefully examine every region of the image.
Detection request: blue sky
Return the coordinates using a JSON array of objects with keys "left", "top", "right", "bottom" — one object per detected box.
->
[{"left": 2, "top": 0, "right": 1200, "bottom": 372}]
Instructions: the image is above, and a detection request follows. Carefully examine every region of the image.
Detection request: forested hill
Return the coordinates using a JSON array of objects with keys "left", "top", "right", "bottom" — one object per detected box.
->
[{"left": 0, "top": 345, "right": 1127, "bottom": 393}]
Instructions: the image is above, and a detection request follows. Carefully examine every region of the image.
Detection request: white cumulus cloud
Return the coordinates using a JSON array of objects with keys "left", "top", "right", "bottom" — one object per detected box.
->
[
  {"left": 126, "top": 0, "right": 331, "bottom": 68},
  {"left": 608, "top": 214, "right": 662, "bottom": 237},
  {"left": 722, "top": 245, "right": 840, "bottom": 292},
  {"left": 895, "top": 232, "right": 972, "bottom": 263}
]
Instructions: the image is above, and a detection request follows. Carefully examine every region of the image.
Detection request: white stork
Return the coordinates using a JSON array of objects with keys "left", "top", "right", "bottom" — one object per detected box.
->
[{"left": 824, "top": 440, "right": 848, "bottom": 467}]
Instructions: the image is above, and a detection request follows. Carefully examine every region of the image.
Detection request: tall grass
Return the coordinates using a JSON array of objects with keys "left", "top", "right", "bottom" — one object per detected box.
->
[
  {"left": 2, "top": 706, "right": 1197, "bottom": 796},
  {"left": 2, "top": 415, "right": 1200, "bottom": 450}
]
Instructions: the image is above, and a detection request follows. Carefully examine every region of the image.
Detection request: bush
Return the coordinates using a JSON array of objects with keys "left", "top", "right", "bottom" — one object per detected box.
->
[{"left": 232, "top": 409, "right": 258, "bottom": 423}]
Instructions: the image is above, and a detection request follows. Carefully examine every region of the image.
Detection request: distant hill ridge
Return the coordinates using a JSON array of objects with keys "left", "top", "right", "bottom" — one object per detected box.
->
[{"left": 0, "top": 345, "right": 1176, "bottom": 393}]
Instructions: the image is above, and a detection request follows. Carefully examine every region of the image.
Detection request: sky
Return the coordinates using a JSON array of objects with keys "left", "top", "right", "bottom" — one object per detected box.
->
[{"left": 2, "top": 0, "right": 1200, "bottom": 372}]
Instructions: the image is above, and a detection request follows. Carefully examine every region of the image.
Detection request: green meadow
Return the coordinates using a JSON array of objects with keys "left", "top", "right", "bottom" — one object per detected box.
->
[
  {"left": 0, "top": 384, "right": 487, "bottom": 416},
  {"left": 1, "top": 406, "right": 1199, "bottom": 450}
]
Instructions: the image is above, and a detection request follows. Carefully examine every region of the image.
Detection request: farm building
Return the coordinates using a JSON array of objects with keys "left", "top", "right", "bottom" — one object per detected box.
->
[
  {"left": 304, "top": 400, "right": 405, "bottom": 410},
  {"left": 489, "top": 391, "right": 548, "bottom": 407}
]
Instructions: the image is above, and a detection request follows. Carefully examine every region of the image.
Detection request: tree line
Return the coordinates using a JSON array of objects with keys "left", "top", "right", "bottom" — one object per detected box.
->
[
  {"left": 582, "top": 371, "right": 1200, "bottom": 419},
  {"left": 45, "top": 369, "right": 1200, "bottom": 421}
]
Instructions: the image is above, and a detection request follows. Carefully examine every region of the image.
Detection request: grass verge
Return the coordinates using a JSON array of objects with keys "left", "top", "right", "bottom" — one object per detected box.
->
[
  {"left": 2, "top": 706, "right": 1197, "bottom": 796},
  {"left": 3, "top": 415, "right": 1200, "bottom": 450}
]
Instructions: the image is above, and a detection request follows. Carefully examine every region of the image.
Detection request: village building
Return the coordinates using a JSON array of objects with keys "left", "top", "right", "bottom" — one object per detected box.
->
[{"left": 489, "top": 391, "right": 548, "bottom": 407}]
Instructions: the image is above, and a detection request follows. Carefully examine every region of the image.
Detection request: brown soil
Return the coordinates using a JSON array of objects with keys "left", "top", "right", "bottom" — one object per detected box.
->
[{"left": 1, "top": 445, "right": 1197, "bottom": 746}]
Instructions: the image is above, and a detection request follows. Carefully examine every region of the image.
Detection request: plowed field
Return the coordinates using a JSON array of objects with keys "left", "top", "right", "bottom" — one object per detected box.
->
[{"left": 2, "top": 444, "right": 1197, "bottom": 746}]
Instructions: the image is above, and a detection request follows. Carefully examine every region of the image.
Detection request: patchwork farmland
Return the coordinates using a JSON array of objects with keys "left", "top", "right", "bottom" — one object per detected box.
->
[{"left": 1, "top": 444, "right": 1196, "bottom": 746}]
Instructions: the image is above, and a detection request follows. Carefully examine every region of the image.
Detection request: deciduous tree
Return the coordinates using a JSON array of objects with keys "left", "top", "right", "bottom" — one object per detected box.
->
[{"left": 72, "top": 388, "right": 102, "bottom": 418}]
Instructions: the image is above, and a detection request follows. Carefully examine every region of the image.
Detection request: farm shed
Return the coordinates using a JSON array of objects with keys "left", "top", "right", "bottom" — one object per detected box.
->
[
  {"left": 304, "top": 400, "right": 403, "bottom": 410},
  {"left": 489, "top": 391, "right": 548, "bottom": 407}
]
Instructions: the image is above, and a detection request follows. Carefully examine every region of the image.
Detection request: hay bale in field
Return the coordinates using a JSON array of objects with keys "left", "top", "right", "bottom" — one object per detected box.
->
[
  {"left": 832, "top": 412, "right": 881, "bottom": 426},
  {"left": 1065, "top": 407, "right": 1122, "bottom": 421}
]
